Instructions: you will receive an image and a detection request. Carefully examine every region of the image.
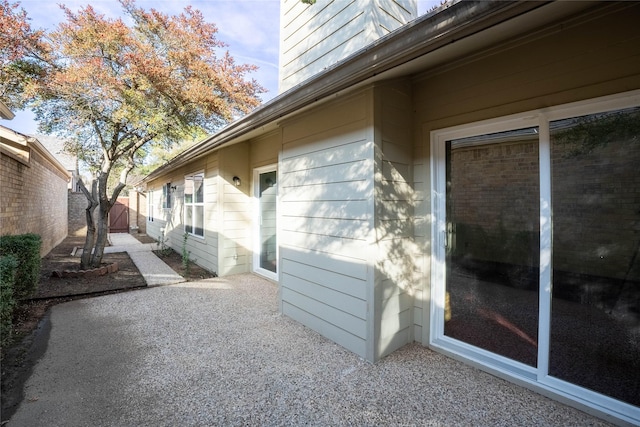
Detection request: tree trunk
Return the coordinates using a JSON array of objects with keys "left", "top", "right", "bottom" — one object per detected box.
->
[
  {"left": 79, "top": 179, "right": 99, "bottom": 269},
  {"left": 88, "top": 172, "right": 113, "bottom": 268},
  {"left": 90, "top": 199, "right": 111, "bottom": 268},
  {"left": 80, "top": 158, "right": 133, "bottom": 269}
]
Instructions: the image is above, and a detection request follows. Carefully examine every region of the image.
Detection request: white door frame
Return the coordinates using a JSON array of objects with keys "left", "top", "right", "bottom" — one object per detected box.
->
[{"left": 253, "top": 164, "right": 278, "bottom": 281}]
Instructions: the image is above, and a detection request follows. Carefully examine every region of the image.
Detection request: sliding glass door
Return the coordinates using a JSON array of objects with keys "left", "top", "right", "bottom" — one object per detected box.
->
[
  {"left": 431, "top": 94, "right": 640, "bottom": 422},
  {"left": 444, "top": 127, "right": 540, "bottom": 367},
  {"left": 548, "top": 108, "right": 640, "bottom": 406}
]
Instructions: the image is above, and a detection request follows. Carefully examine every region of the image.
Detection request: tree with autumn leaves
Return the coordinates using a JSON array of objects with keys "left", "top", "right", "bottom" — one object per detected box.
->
[{"left": 1, "top": 0, "right": 264, "bottom": 268}]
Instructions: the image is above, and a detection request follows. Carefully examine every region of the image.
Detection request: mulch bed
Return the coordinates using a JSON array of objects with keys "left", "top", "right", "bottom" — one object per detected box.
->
[{"left": 132, "top": 233, "right": 217, "bottom": 282}]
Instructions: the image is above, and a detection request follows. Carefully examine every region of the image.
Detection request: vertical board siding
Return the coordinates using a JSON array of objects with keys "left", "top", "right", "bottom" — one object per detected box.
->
[
  {"left": 280, "top": 93, "right": 374, "bottom": 360},
  {"left": 374, "top": 80, "right": 416, "bottom": 359}
]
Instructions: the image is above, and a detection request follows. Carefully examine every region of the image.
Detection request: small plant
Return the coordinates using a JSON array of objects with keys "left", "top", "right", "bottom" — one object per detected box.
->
[
  {"left": 155, "top": 229, "right": 172, "bottom": 257},
  {"left": 182, "top": 233, "right": 191, "bottom": 276}
]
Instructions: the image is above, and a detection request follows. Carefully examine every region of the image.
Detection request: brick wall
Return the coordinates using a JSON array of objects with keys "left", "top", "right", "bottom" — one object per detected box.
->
[
  {"left": 450, "top": 134, "right": 639, "bottom": 282},
  {"left": 68, "top": 191, "right": 99, "bottom": 237},
  {"left": 1, "top": 150, "right": 69, "bottom": 256}
]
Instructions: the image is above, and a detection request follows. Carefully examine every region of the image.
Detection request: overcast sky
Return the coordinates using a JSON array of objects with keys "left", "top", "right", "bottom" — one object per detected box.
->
[{"left": 6, "top": 0, "right": 440, "bottom": 135}]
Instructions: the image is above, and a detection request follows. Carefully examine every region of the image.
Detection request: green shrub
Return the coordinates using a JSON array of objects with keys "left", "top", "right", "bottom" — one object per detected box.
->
[
  {"left": 0, "top": 254, "right": 18, "bottom": 347},
  {"left": 0, "top": 233, "right": 42, "bottom": 300}
]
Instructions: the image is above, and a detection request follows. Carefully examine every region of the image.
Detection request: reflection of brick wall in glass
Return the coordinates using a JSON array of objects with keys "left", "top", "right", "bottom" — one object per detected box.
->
[
  {"left": 551, "top": 108, "right": 640, "bottom": 282},
  {"left": 445, "top": 126, "right": 541, "bottom": 367},
  {"left": 549, "top": 107, "right": 640, "bottom": 407},
  {"left": 448, "top": 129, "right": 540, "bottom": 272}
]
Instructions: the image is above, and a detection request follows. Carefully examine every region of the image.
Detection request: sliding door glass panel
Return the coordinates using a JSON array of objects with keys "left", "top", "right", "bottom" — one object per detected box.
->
[
  {"left": 550, "top": 107, "right": 640, "bottom": 406},
  {"left": 259, "top": 171, "right": 277, "bottom": 273},
  {"left": 445, "top": 127, "right": 540, "bottom": 366}
]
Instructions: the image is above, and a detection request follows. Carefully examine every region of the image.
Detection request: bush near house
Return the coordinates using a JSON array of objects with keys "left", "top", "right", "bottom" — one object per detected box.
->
[
  {"left": 0, "top": 234, "right": 42, "bottom": 300},
  {"left": 0, "top": 255, "right": 18, "bottom": 347}
]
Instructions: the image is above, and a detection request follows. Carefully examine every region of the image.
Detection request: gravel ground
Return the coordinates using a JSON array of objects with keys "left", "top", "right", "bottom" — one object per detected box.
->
[{"left": 8, "top": 274, "right": 612, "bottom": 427}]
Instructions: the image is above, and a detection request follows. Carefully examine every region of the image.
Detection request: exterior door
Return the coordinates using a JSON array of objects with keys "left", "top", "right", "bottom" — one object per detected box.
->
[
  {"left": 442, "top": 126, "right": 541, "bottom": 367},
  {"left": 254, "top": 167, "right": 277, "bottom": 280},
  {"left": 109, "top": 197, "right": 129, "bottom": 233},
  {"left": 431, "top": 96, "right": 640, "bottom": 423}
]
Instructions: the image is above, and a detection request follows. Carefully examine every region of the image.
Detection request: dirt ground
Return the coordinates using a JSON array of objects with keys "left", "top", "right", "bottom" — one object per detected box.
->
[{"left": 0, "top": 233, "right": 215, "bottom": 422}]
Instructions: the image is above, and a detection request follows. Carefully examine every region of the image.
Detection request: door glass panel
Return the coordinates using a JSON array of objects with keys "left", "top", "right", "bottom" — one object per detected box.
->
[
  {"left": 259, "top": 171, "right": 277, "bottom": 273},
  {"left": 445, "top": 127, "right": 540, "bottom": 366},
  {"left": 550, "top": 107, "right": 640, "bottom": 406}
]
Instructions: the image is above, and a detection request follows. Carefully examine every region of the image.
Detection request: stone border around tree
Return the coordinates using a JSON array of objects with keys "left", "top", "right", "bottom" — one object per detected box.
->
[{"left": 51, "top": 263, "right": 119, "bottom": 278}]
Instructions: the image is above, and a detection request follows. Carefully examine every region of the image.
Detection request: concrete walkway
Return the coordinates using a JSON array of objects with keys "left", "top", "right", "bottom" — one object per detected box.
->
[{"left": 105, "top": 233, "right": 184, "bottom": 286}]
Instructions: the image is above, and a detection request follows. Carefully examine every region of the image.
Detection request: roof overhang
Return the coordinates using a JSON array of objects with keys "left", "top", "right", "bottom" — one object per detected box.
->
[
  {"left": 0, "top": 100, "right": 14, "bottom": 120},
  {"left": 142, "top": 0, "right": 596, "bottom": 183},
  {"left": 0, "top": 125, "right": 72, "bottom": 179}
]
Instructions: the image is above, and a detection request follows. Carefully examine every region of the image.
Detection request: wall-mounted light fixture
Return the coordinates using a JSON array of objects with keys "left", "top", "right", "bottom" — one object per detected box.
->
[
  {"left": 233, "top": 176, "right": 241, "bottom": 186},
  {"left": 170, "top": 185, "right": 177, "bottom": 192}
]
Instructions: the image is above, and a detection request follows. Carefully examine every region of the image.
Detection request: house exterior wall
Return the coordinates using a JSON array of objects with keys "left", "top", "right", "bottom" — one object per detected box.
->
[
  {"left": 218, "top": 142, "right": 251, "bottom": 276},
  {"left": 279, "top": 90, "right": 374, "bottom": 359},
  {"left": 411, "top": 1, "right": 640, "bottom": 342},
  {"left": 128, "top": 190, "right": 147, "bottom": 234},
  {"left": 250, "top": 131, "right": 280, "bottom": 171},
  {"left": 279, "top": 0, "right": 416, "bottom": 93},
  {"left": 277, "top": 83, "right": 415, "bottom": 362},
  {"left": 373, "top": 79, "right": 416, "bottom": 359},
  {"left": 147, "top": 152, "right": 220, "bottom": 275},
  {"left": 145, "top": 132, "right": 282, "bottom": 279},
  {"left": 1, "top": 145, "right": 69, "bottom": 256}
]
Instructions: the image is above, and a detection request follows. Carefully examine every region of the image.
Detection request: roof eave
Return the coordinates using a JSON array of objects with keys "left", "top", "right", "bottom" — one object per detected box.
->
[
  {"left": 142, "top": 0, "right": 549, "bottom": 183},
  {"left": 0, "top": 100, "right": 15, "bottom": 120}
]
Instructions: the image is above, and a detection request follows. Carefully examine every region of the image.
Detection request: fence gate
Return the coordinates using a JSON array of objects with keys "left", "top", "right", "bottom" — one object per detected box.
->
[{"left": 109, "top": 197, "right": 129, "bottom": 233}]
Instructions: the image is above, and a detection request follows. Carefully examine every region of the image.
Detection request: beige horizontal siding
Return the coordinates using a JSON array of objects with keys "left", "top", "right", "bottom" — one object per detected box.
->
[
  {"left": 374, "top": 80, "right": 415, "bottom": 359},
  {"left": 280, "top": 92, "right": 374, "bottom": 359}
]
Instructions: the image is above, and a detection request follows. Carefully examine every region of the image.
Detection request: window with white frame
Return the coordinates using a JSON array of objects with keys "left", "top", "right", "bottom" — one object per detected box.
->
[
  {"left": 184, "top": 172, "right": 204, "bottom": 237},
  {"left": 162, "top": 182, "right": 172, "bottom": 209}
]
